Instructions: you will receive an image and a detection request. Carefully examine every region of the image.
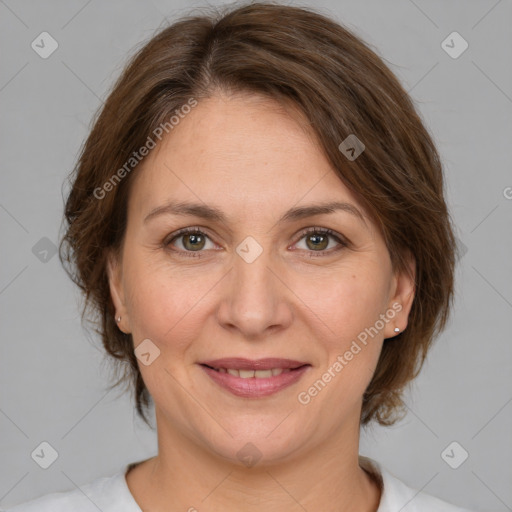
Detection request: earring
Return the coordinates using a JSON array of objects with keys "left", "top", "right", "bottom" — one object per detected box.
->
[
  {"left": 394, "top": 327, "right": 400, "bottom": 333},
  {"left": 116, "top": 316, "right": 121, "bottom": 323}
]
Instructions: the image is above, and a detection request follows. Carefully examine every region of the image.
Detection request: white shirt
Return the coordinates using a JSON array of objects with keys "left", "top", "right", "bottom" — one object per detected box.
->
[{"left": 4, "top": 456, "right": 476, "bottom": 511}]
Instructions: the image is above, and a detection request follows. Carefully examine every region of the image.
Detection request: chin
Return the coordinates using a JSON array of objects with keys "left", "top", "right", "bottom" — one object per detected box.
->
[{"left": 195, "top": 417, "right": 310, "bottom": 469}]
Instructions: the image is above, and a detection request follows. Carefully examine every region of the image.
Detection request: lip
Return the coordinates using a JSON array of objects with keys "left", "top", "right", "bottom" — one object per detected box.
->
[
  {"left": 199, "top": 357, "right": 308, "bottom": 370},
  {"left": 198, "top": 358, "right": 311, "bottom": 398}
]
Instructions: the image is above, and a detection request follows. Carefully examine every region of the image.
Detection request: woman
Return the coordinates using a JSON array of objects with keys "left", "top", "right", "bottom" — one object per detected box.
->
[{"left": 7, "top": 2, "right": 478, "bottom": 511}]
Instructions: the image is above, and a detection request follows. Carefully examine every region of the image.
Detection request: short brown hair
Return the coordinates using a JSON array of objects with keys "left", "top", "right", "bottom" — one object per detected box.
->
[{"left": 59, "top": 1, "right": 457, "bottom": 428}]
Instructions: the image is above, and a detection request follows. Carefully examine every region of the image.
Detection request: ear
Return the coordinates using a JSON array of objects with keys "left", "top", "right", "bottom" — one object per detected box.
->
[
  {"left": 106, "top": 249, "right": 131, "bottom": 334},
  {"left": 383, "top": 250, "right": 416, "bottom": 339}
]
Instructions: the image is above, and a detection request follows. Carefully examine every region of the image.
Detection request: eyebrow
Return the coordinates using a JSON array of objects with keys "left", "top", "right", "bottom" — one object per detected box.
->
[{"left": 143, "top": 200, "right": 366, "bottom": 226}]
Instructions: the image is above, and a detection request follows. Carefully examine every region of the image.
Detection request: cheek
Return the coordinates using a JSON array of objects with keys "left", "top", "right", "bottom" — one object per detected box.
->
[
  {"left": 122, "top": 259, "right": 213, "bottom": 401},
  {"left": 326, "top": 270, "right": 389, "bottom": 384},
  {"left": 296, "top": 262, "right": 390, "bottom": 348},
  {"left": 294, "top": 270, "right": 387, "bottom": 422},
  {"left": 123, "top": 254, "right": 218, "bottom": 352}
]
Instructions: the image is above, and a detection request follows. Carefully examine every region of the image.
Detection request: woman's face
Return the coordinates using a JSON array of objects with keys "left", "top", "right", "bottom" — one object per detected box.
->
[{"left": 108, "top": 93, "right": 415, "bottom": 464}]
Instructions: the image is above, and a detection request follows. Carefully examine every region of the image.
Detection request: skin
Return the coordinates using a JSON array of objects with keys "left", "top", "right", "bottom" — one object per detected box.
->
[{"left": 108, "top": 92, "right": 415, "bottom": 512}]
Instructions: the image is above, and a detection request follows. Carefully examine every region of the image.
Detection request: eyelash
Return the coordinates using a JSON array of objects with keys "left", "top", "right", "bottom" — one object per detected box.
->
[{"left": 163, "top": 226, "right": 347, "bottom": 259}]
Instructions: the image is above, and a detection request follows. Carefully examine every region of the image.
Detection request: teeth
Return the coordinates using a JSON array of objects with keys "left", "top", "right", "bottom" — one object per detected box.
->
[
  {"left": 254, "top": 369, "right": 272, "bottom": 378},
  {"left": 216, "top": 368, "right": 291, "bottom": 377}
]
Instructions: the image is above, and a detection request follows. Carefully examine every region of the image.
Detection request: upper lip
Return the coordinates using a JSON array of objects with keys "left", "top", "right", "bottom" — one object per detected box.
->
[{"left": 199, "top": 358, "right": 309, "bottom": 370}]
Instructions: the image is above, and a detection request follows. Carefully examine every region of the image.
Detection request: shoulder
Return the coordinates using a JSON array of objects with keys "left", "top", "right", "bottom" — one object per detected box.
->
[
  {"left": 4, "top": 487, "right": 95, "bottom": 512},
  {"left": 381, "top": 470, "right": 474, "bottom": 512},
  {"left": 359, "top": 456, "right": 477, "bottom": 512},
  {"left": 3, "top": 467, "right": 140, "bottom": 512}
]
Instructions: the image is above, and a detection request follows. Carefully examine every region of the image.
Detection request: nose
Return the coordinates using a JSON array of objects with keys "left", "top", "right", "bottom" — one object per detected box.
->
[{"left": 216, "top": 243, "right": 293, "bottom": 340}]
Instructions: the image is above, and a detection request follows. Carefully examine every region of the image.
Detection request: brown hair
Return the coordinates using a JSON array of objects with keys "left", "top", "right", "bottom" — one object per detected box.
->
[{"left": 59, "top": 1, "right": 457, "bottom": 428}]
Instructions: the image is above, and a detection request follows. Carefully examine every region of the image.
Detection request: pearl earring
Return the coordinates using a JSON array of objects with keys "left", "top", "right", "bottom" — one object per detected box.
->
[
  {"left": 116, "top": 316, "right": 121, "bottom": 323},
  {"left": 394, "top": 327, "right": 400, "bottom": 333}
]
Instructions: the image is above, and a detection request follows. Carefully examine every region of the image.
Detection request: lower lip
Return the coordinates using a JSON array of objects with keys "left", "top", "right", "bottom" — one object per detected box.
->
[{"left": 199, "top": 365, "right": 310, "bottom": 398}]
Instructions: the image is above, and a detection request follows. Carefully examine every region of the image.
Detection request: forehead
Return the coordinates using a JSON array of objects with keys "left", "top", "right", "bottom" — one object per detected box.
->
[{"left": 127, "top": 94, "right": 364, "bottom": 221}]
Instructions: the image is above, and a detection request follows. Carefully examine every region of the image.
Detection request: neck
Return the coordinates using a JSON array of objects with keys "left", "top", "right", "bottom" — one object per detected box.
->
[{"left": 126, "top": 413, "right": 382, "bottom": 512}]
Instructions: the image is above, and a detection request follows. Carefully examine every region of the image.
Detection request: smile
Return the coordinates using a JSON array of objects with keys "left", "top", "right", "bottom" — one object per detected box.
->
[
  {"left": 206, "top": 367, "right": 291, "bottom": 378},
  {"left": 198, "top": 358, "right": 311, "bottom": 398}
]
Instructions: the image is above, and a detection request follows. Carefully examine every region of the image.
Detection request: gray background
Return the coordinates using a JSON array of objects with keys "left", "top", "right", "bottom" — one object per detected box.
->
[{"left": 1, "top": 0, "right": 511, "bottom": 510}]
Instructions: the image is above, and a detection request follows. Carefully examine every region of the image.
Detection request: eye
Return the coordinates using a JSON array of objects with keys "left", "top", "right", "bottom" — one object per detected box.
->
[
  {"left": 164, "top": 227, "right": 217, "bottom": 258},
  {"left": 164, "top": 226, "right": 347, "bottom": 259},
  {"left": 292, "top": 227, "right": 347, "bottom": 256}
]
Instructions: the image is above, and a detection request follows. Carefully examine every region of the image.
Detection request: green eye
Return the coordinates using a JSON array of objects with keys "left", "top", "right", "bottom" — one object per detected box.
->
[
  {"left": 165, "top": 228, "right": 215, "bottom": 257},
  {"left": 164, "top": 226, "right": 347, "bottom": 259},
  {"left": 180, "top": 232, "right": 207, "bottom": 251},
  {"left": 294, "top": 228, "right": 346, "bottom": 255}
]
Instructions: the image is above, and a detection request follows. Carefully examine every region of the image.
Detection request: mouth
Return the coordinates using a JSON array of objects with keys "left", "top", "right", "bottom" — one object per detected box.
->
[
  {"left": 198, "top": 358, "right": 311, "bottom": 398},
  {"left": 202, "top": 366, "right": 297, "bottom": 378}
]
